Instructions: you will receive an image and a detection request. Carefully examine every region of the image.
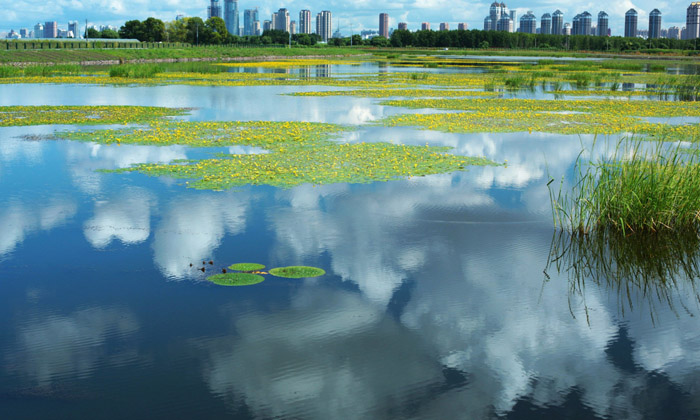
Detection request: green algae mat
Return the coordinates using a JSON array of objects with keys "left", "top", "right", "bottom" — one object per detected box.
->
[{"left": 0, "top": 105, "right": 188, "bottom": 126}]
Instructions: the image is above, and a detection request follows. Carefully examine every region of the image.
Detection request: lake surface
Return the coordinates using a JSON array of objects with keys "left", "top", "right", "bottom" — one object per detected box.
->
[{"left": 1, "top": 63, "right": 699, "bottom": 419}]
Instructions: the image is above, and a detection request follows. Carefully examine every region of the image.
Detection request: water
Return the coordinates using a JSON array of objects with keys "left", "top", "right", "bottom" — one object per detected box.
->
[{"left": 1, "top": 64, "right": 699, "bottom": 419}]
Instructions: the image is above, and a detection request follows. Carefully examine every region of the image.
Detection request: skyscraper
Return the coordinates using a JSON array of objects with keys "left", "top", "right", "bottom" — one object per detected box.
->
[
  {"left": 208, "top": 0, "right": 222, "bottom": 19},
  {"left": 379, "top": 13, "right": 389, "bottom": 37},
  {"left": 520, "top": 11, "right": 536, "bottom": 34},
  {"left": 299, "top": 10, "right": 312, "bottom": 34},
  {"left": 224, "top": 0, "right": 239, "bottom": 36},
  {"left": 597, "top": 11, "right": 608, "bottom": 37},
  {"left": 316, "top": 11, "right": 332, "bottom": 42},
  {"left": 488, "top": 2, "right": 501, "bottom": 30},
  {"left": 581, "top": 11, "right": 592, "bottom": 35},
  {"left": 649, "top": 9, "right": 662, "bottom": 39},
  {"left": 668, "top": 26, "right": 681, "bottom": 39},
  {"left": 398, "top": 22, "right": 408, "bottom": 30},
  {"left": 68, "top": 21, "right": 79, "bottom": 38},
  {"left": 44, "top": 21, "right": 57, "bottom": 38},
  {"left": 439, "top": 22, "right": 449, "bottom": 31},
  {"left": 496, "top": 15, "right": 513, "bottom": 32},
  {"left": 624, "top": 9, "right": 638, "bottom": 38},
  {"left": 687, "top": 3, "right": 700, "bottom": 39},
  {"left": 540, "top": 13, "right": 551, "bottom": 34},
  {"left": 243, "top": 9, "right": 259, "bottom": 36},
  {"left": 572, "top": 14, "right": 581, "bottom": 35},
  {"left": 33, "top": 23, "right": 43, "bottom": 38},
  {"left": 552, "top": 10, "right": 563, "bottom": 35},
  {"left": 421, "top": 22, "right": 430, "bottom": 30},
  {"left": 458, "top": 23, "right": 468, "bottom": 30},
  {"left": 484, "top": 17, "right": 493, "bottom": 31},
  {"left": 275, "top": 8, "right": 290, "bottom": 33},
  {"left": 290, "top": 21, "right": 296, "bottom": 35}
]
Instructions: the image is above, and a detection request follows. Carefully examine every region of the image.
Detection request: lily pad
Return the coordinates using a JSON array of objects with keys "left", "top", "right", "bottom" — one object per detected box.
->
[
  {"left": 269, "top": 266, "right": 326, "bottom": 278},
  {"left": 228, "top": 262, "right": 266, "bottom": 272},
  {"left": 207, "top": 273, "right": 264, "bottom": 286}
]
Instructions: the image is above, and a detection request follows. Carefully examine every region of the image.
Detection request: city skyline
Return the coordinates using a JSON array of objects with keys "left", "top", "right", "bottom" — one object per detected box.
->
[{"left": 0, "top": 1, "right": 694, "bottom": 38}]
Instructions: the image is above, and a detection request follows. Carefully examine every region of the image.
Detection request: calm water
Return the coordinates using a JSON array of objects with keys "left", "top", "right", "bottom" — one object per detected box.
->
[{"left": 1, "top": 64, "right": 699, "bottom": 419}]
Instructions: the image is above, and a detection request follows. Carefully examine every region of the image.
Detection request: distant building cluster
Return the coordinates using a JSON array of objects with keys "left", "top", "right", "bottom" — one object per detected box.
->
[
  {"left": 5, "top": 20, "right": 86, "bottom": 39},
  {"left": 207, "top": 1, "right": 332, "bottom": 41}
]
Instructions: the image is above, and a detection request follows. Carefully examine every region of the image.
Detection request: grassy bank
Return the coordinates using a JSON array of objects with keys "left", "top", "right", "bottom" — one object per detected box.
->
[{"left": 0, "top": 45, "right": 365, "bottom": 64}]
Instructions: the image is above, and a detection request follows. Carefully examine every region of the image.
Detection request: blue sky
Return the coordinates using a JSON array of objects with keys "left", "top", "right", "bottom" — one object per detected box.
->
[{"left": 0, "top": 0, "right": 690, "bottom": 36}]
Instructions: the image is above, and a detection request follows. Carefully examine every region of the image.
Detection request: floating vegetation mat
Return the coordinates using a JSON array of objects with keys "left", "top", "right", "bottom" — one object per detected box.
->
[
  {"left": 228, "top": 263, "right": 266, "bottom": 272},
  {"left": 379, "top": 98, "right": 700, "bottom": 140},
  {"left": 0, "top": 105, "right": 188, "bottom": 127},
  {"left": 215, "top": 59, "right": 363, "bottom": 68},
  {"left": 59, "top": 119, "right": 497, "bottom": 190},
  {"left": 269, "top": 266, "right": 326, "bottom": 278},
  {"left": 207, "top": 272, "right": 265, "bottom": 286},
  {"left": 289, "top": 89, "right": 497, "bottom": 98}
]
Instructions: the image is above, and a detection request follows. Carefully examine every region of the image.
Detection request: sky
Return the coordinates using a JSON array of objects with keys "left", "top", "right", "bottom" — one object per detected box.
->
[{"left": 0, "top": 0, "right": 690, "bottom": 36}]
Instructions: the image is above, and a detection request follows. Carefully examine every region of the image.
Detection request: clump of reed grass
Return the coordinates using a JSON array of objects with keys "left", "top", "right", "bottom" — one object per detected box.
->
[
  {"left": 0, "top": 65, "right": 22, "bottom": 78},
  {"left": 601, "top": 61, "right": 644, "bottom": 71},
  {"left": 109, "top": 64, "right": 163, "bottom": 79},
  {"left": 549, "top": 138, "right": 700, "bottom": 235}
]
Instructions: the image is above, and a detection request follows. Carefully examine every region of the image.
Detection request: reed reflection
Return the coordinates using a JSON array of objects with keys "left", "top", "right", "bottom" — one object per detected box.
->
[{"left": 546, "top": 230, "right": 700, "bottom": 322}]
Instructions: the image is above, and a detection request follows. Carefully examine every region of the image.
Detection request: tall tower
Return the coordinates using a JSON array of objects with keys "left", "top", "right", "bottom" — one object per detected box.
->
[
  {"left": 624, "top": 9, "right": 638, "bottom": 37},
  {"left": 379, "top": 13, "right": 389, "bottom": 37},
  {"left": 489, "top": 2, "right": 501, "bottom": 30},
  {"left": 520, "top": 11, "right": 536, "bottom": 34},
  {"left": 316, "top": 11, "right": 332, "bottom": 42},
  {"left": 581, "top": 11, "right": 592, "bottom": 36},
  {"left": 299, "top": 10, "right": 312, "bottom": 34},
  {"left": 540, "top": 13, "right": 551, "bottom": 34},
  {"left": 275, "top": 8, "right": 290, "bottom": 33},
  {"left": 687, "top": 3, "right": 700, "bottom": 39},
  {"left": 552, "top": 10, "right": 563, "bottom": 35},
  {"left": 224, "top": 0, "right": 239, "bottom": 36},
  {"left": 44, "top": 21, "right": 57, "bottom": 38},
  {"left": 243, "top": 8, "right": 259, "bottom": 36},
  {"left": 649, "top": 9, "right": 662, "bottom": 39},
  {"left": 597, "top": 11, "right": 609, "bottom": 36},
  {"left": 208, "top": 0, "right": 222, "bottom": 18}
]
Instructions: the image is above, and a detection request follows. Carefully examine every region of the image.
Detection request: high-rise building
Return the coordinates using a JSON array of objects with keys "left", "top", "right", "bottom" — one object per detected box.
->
[
  {"left": 687, "top": 3, "right": 700, "bottom": 39},
  {"left": 509, "top": 10, "right": 517, "bottom": 24},
  {"left": 439, "top": 22, "right": 449, "bottom": 31},
  {"left": 44, "top": 21, "right": 57, "bottom": 38},
  {"left": 496, "top": 15, "right": 513, "bottom": 32},
  {"left": 624, "top": 9, "right": 638, "bottom": 37},
  {"left": 316, "top": 11, "right": 332, "bottom": 42},
  {"left": 552, "top": 10, "right": 563, "bottom": 35},
  {"left": 263, "top": 20, "right": 272, "bottom": 32},
  {"left": 581, "top": 11, "right": 592, "bottom": 35},
  {"left": 379, "top": 13, "right": 389, "bottom": 37},
  {"left": 458, "top": 23, "right": 467, "bottom": 30},
  {"left": 648, "top": 9, "right": 661, "bottom": 39},
  {"left": 520, "top": 11, "right": 536, "bottom": 34},
  {"left": 290, "top": 21, "right": 296, "bottom": 35},
  {"left": 484, "top": 17, "right": 493, "bottom": 31},
  {"left": 33, "top": 23, "right": 43, "bottom": 38},
  {"left": 299, "top": 10, "right": 311, "bottom": 34},
  {"left": 68, "top": 21, "right": 79, "bottom": 39},
  {"left": 275, "top": 8, "right": 290, "bottom": 33},
  {"left": 208, "top": 0, "right": 222, "bottom": 19},
  {"left": 19, "top": 28, "right": 28, "bottom": 38},
  {"left": 668, "top": 25, "right": 681, "bottom": 39},
  {"left": 597, "top": 11, "right": 609, "bottom": 36},
  {"left": 224, "top": 0, "right": 239, "bottom": 36},
  {"left": 243, "top": 9, "right": 259, "bottom": 36},
  {"left": 398, "top": 22, "right": 408, "bottom": 30},
  {"left": 421, "top": 22, "right": 430, "bottom": 30},
  {"left": 540, "top": 13, "right": 551, "bottom": 34},
  {"left": 563, "top": 22, "right": 571, "bottom": 35}
]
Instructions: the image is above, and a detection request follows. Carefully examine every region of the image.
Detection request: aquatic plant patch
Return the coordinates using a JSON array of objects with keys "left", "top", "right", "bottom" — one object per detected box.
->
[
  {"left": 269, "top": 266, "right": 326, "bottom": 278},
  {"left": 228, "top": 263, "right": 266, "bottom": 272},
  {"left": 57, "top": 119, "right": 498, "bottom": 190},
  {"left": 379, "top": 98, "right": 700, "bottom": 140},
  {"left": 0, "top": 105, "right": 188, "bottom": 127},
  {"left": 207, "top": 273, "right": 265, "bottom": 286}
]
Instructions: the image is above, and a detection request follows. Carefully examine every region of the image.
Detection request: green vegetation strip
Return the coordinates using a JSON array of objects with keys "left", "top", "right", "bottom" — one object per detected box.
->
[
  {"left": 379, "top": 98, "right": 700, "bottom": 140},
  {"left": 207, "top": 272, "right": 265, "bottom": 286},
  {"left": 228, "top": 263, "right": 266, "bottom": 271},
  {"left": 0, "top": 105, "right": 188, "bottom": 127},
  {"left": 59, "top": 120, "right": 497, "bottom": 190},
  {"left": 269, "top": 266, "right": 326, "bottom": 278}
]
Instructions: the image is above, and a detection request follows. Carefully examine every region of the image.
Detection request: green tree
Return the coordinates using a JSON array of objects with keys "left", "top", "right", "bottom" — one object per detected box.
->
[
  {"left": 370, "top": 36, "right": 389, "bottom": 47},
  {"left": 166, "top": 19, "right": 188, "bottom": 43},
  {"left": 142, "top": 17, "right": 166, "bottom": 42},
  {"left": 86, "top": 27, "right": 100, "bottom": 39},
  {"left": 185, "top": 17, "right": 205, "bottom": 45},
  {"left": 119, "top": 20, "right": 144, "bottom": 40},
  {"left": 204, "top": 17, "right": 228, "bottom": 44},
  {"left": 100, "top": 29, "right": 119, "bottom": 39}
]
